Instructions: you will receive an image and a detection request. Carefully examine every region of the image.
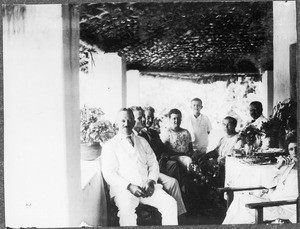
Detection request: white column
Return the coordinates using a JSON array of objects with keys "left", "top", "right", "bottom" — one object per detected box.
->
[
  {"left": 261, "top": 71, "right": 274, "bottom": 118},
  {"left": 126, "top": 70, "right": 140, "bottom": 107},
  {"left": 273, "top": 1, "right": 297, "bottom": 104},
  {"left": 79, "top": 52, "right": 125, "bottom": 121},
  {"left": 3, "top": 5, "right": 82, "bottom": 227}
]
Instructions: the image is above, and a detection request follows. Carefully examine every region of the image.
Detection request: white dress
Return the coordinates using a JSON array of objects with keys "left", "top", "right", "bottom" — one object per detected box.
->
[{"left": 223, "top": 164, "right": 298, "bottom": 224}]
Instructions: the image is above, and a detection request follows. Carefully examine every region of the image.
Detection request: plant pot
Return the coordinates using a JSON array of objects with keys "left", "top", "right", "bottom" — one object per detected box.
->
[{"left": 80, "top": 142, "right": 102, "bottom": 161}]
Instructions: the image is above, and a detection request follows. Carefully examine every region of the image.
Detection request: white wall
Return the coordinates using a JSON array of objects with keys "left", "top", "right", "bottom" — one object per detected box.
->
[
  {"left": 80, "top": 52, "right": 125, "bottom": 122},
  {"left": 3, "top": 5, "right": 82, "bottom": 227},
  {"left": 127, "top": 70, "right": 140, "bottom": 107},
  {"left": 273, "top": 1, "right": 297, "bottom": 104}
]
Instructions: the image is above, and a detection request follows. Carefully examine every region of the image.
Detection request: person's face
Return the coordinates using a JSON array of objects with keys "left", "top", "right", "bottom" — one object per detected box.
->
[
  {"left": 116, "top": 110, "right": 135, "bottom": 135},
  {"left": 249, "top": 104, "right": 262, "bottom": 120},
  {"left": 144, "top": 110, "right": 154, "bottom": 128},
  {"left": 223, "top": 119, "right": 236, "bottom": 135},
  {"left": 133, "top": 110, "right": 146, "bottom": 129},
  {"left": 169, "top": 113, "right": 181, "bottom": 130},
  {"left": 288, "top": 142, "right": 297, "bottom": 161},
  {"left": 191, "top": 100, "right": 202, "bottom": 116}
]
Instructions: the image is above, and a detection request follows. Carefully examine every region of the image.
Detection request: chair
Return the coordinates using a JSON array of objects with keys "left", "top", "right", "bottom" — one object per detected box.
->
[
  {"left": 101, "top": 172, "right": 162, "bottom": 226},
  {"left": 218, "top": 187, "right": 298, "bottom": 224},
  {"left": 218, "top": 186, "right": 266, "bottom": 209},
  {"left": 245, "top": 198, "right": 298, "bottom": 224}
]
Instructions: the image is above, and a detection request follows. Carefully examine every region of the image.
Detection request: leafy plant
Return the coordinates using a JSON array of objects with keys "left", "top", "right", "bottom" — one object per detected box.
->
[
  {"left": 80, "top": 106, "right": 117, "bottom": 144},
  {"left": 239, "top": 124, "right": 262, "bottom": 145},
  {"left": 272, "top": 98, "right": 297, "bottom": 134},
  {"left": 260, "top": 116, "right": 281, "bottom": 137},
  {"left": 79, "top": 40, "right": 97, "bottom": 74},
  {"left": 261, "top": 98, "right": 297, "bottom": 144},
  {"left": 189, "top": 159, "right": 220, "bottom": 186}
]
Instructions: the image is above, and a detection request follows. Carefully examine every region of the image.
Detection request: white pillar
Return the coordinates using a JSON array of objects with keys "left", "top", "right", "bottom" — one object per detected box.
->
[
  {"left": 261, "top": 71, "right": 274, "bottom": 118},
  {"left": 3, "top": 5, "right": 82, "bottom": 227},
  {"left": 122, "top": 56, "right": 127, "bottom": 107},
  {"left": 126, "top": 70, "right": 140, "bottom": 107},
  {"left": 273, "top": 1, "right": 297, "bottom": 104},
  {"left": 79, "top": 52, "right": 126, "bottom": 121}
]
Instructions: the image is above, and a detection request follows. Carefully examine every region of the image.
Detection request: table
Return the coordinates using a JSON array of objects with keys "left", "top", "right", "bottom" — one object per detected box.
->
[{"left": 225, "top": 157, "right": 279, "bottom": 189}]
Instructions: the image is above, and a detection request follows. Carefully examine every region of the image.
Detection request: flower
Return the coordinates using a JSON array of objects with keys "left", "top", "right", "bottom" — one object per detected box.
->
[
  {"left": 239, "top": 124, "right": 262, "bottom": 145},
  {"left": 189, "top": 159, "right": 220, "bottom": 186},
  {"left": 80, "top": 106, "right": 117, "bottom": 144}
]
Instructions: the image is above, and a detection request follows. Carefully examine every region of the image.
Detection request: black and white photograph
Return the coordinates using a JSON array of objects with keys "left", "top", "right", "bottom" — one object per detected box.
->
[{"left": 1, "top": 0, "right": 299, "bottom": 228}]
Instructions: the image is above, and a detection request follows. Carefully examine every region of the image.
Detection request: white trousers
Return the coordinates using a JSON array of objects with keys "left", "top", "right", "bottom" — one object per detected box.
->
[
  {"left": 114, "top": 185, "right": 178, "bottom": 226},
  {"left": 158, "top": 173, "right": 187, "bottom": 215}
]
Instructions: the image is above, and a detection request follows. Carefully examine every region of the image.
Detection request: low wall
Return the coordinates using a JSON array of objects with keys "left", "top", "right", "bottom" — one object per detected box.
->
[{"left": 81, "top": 158, "right": 108, "bottom": 226}]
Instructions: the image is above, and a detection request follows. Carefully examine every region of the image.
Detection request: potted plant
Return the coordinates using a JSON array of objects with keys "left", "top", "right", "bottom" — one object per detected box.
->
[
  {"left": 80, "top": 106, "right": 117, "bottom": 160},
  {"left": 261, "top": 98, "right": 297, "bottom": 148},
  {"left": 260, "top": 117, "right": 281, "bottom": 148}
]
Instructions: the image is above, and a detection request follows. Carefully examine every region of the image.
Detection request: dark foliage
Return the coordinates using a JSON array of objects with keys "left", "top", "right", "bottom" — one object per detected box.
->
[
  {"left": 189, "top": 159, "right": 220, "bottom": 187},
  {"left": 185, "top": 159, "right": 223, "bottom": 212},
  {"left": 261, "top": 99, "right": 297, "bottom": 146}
]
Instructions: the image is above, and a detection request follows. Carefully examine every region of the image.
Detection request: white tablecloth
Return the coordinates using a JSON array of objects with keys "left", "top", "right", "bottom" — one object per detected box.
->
[{"left": 225, "top": 157, "right": 278, "bottom": 188}]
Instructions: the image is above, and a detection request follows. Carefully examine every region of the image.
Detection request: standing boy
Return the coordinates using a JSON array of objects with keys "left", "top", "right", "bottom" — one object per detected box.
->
[{"left": 183, "top": 98, "right": 212, "bottom": 158}]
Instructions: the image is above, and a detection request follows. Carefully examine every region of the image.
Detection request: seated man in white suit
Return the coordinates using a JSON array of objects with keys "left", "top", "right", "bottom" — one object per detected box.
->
[{"left": 101, "top": 108, "right": 178, "bottom": 226}]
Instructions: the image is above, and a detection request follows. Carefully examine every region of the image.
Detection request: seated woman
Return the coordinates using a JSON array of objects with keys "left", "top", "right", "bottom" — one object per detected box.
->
[
  {"left": 204, "top": 116, "right": 242, "bottom": 186},
  {"left": 160, "top": 108, "right": 194, "bottom": 173},
  {"left": 222, "top": 132, "right": 298, "bottom": 224},
  {"left": 141, "top": 106, "right": 181, "bottom": 183}
]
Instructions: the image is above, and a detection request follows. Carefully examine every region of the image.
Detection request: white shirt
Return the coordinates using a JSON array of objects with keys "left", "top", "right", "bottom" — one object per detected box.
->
[
  {"left": 183, "top": 113, "right": 212, "bottom": 151},
  {"left": 217, "top": 134, "right": 240, "bottom": 159},
  {"left": 247, "top": 115, "right": 268, "bottom": 129},
  {"left": 101, "top": 132, "right": 159, "bottom": 197}
]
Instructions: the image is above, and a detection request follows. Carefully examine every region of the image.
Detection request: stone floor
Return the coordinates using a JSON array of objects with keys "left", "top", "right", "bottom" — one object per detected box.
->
[
  {"left": 178, "top": 183, "right": 227, "bottom": 225},
  {"left": 179, "top": 204, "right": 227, "bottom": 225}
]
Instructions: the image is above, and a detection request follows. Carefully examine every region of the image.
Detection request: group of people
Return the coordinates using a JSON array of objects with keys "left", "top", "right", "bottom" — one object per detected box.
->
[{"left": 101, "top": 98, "right": 298, "bottom": 226}]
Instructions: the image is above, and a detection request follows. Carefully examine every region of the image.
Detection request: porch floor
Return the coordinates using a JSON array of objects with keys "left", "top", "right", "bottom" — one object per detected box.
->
[{"left": 179, "top": 187, "right": 227, "bottom": 225}]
